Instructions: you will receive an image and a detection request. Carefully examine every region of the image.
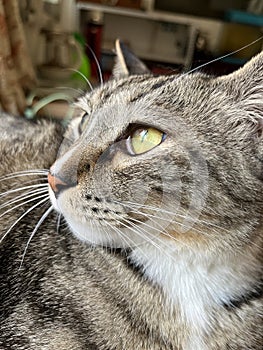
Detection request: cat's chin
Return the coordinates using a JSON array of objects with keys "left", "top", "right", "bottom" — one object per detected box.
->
[
  {"left": 65, "top": 218, "right": 129, "bottom": 248},
  {"left": 48, "top": 187, "right": 130, "bottom": 248}
]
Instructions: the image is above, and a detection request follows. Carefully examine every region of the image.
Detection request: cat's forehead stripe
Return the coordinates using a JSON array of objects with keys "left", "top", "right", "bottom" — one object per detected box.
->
[{"left": 92, "top": 75, "right": 175, "bottom": 107}]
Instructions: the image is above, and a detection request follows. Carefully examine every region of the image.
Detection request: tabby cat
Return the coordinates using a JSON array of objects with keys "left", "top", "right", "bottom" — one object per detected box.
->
[{"left": 0, "top": 41, "right": 262, "bottom": 350}]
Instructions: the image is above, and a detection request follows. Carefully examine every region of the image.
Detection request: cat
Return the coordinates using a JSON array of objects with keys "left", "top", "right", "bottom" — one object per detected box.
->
[{"left": 0, "top": 40, "right": 262, "bottom": 350}]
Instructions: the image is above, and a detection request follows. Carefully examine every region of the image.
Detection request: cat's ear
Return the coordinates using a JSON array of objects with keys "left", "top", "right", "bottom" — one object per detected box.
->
[
  {"left": 112, "top": 39, "right": 150, "bottom": 78},
  {"left": 222, "top": 51, "right": 263, "bottom": 133},
  {"left": 222, "top": 50, "right": 263, "bottom": 91}
]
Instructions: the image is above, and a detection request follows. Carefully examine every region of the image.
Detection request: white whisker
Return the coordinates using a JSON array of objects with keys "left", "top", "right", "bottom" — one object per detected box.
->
[
  {"left": 0, "top": 169, "right": 48, "bottom": 181},
  {"left": 0, "top": 188, "right": 48, "bottom": 210},
  {"left": 0, "top": 174, "right": 47, "bottom": 183},
  {"left": 0, "top": 193, "right": 47, "bottom": 222},
  {"left": 56, "top": 213, "right": 62, "bottom": 234},
  {"left": 0, "top": 196, "right": 50, "bottom": 244},
  {"left": 0, "top": 183, "right": 48, "bottom": 198},
  {"left": 118, "top": 200, "right": 231, "bottom": 236},
  {"left": 18, "top": 177, "right": 47, "bottom": 185},
  {"left": 103, "top": 219, "right": 141, "bottom": 256},
  {"left": 86, "top": 44, "right": 104, "bottom": 85},
  {"left": 19, "top": 205, "right": 53, "bottom": 270},
  {"left": 123, "top": 203, "right": 206, "bottom": 238},
  {"left": 67, "top": 68, "right": 94, "bottom": 91},
  {"left": 184, "top": 35, "right": 263, "bottom": 76},
  {"left": 55, "top": 85, "right": 85, "bottom": 95},
  {"left": 122, "top": 209, "right": 195, "bottom": 252},
  {"left": 115, "top": 214, "right": 179, "bottom": 263}
]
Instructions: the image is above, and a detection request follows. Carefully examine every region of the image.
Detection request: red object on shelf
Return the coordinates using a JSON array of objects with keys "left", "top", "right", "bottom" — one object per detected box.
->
[{"left": 85, "top": 11, "right": 104, "bottom": 80}]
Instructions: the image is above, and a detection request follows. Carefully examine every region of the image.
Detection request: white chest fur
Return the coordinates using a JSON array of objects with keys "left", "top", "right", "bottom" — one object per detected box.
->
[{"left": 129, "top": 243, "right": 257, "bottom": 349}]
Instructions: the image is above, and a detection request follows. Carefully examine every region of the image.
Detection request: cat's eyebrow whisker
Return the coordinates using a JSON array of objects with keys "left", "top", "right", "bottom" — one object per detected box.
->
[
  {"left": 0, "top": 183, "right": 48, "bottom": 198},
  {"left": 183, "top": 35, "right": 263, "bottom": 76},
  {"left": 0, "top": 195, "right": 50, "bottom": 244},
  {"left": 55, "top": 85, "right": 85, "bottom": 95},
  {"left": 66, "top": 69, "right": 94, "bottom": 91},
  {"left": 19, "top": 205, "right": 53, "bottom": 270},
  {"left": 86, "top": 44, "right": 104, "bottom": 85},
  {"left": 0, "top": 188, "right": 49, "bottom": 210}
]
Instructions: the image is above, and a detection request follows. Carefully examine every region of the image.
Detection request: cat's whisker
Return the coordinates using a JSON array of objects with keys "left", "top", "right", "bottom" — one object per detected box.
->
[
  {"left": 108, "top": 217, "right": 150, "bottom": 259},
  {"left": 0, "top": 188, "right": 48, "bottom": 210},
  {"left": 122, "top": 203, "right": 209, "bottom": 239},
  {"left": 109, "top": 211, "right": 177, "bottom": 262},
  {"left": 55, "top": 85, "right": 85, "bottom": 95},
  {"left": 58, "top": 219, "right": 68, "bottom": 229},
  {"left": 184, "top": 35, "right": 263, "bottom": 76},
  {"left": 19, "top": 205, "right": 53, "bottom": 270},
  {"left": 86, "top": 44, "right": 104, "bottom": 85},
  {"left": 122, "top": 211, "right": 195, "bottom": 252},
  {"left": 0, "top": 183, "right": 48, "bottom": 198},
  {"left": 0, "top": 195, "right": 50, "bottom": 244},
  {"left": 121, "top": 201, "right": 263, "bottom": 258},
  {"left": 97, "top": 221, "right": 113, "bottom": 250},
  {"left": 56, "top": 213, "right": 62, "bottom": 234},
  {"left": 17, "top": 177, "right": 48, "bottom": 187},
  {"left": 103, "top": 219, "right": 145, "bottom": 257},
  {"left": 117, "top": 215, "right": 180, "bottom": 263},
  {"left": 0, "top": 169, "right": 48, "bottom": 180},
  {"left": 0, "top": 193, "right": 50, "bottom": 230},
  {"left": 66, "top": 69, "right": 94, "bottom": 91},
  {"left": 0, "top": 173, "right": 48, "bottom": 183},
  {"left": 113, "top": 199, "right": 195, "bottom": 232},
  {"left": 119, "top": 200, "right": 233, "bottom": 236},
  {"left": 25, "top": 93, "right": 75, "bottom": 119}
]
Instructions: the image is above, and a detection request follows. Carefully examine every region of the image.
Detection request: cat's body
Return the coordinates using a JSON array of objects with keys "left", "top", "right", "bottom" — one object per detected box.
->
[{"left": 0, "top": 43, "right": 262, "bottom": 349}]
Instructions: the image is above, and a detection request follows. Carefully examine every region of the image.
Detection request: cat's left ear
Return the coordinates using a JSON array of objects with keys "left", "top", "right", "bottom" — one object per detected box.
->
[
  {"left": 221, "top": 51, "right": 263, "bottom": 132},
  {"left": 112, "top": 39, "right": 150, "bottom": 78}
]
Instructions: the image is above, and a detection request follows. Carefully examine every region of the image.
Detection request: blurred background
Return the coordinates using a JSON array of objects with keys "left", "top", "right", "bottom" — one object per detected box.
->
[{"left": 1, "top": 0, "right": 263, "bottom": 117}]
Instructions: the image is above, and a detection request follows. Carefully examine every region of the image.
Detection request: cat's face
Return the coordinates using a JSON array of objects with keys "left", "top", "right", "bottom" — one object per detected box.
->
[{"left": 49, "top": 45, "right": 263, "bottom": 254}]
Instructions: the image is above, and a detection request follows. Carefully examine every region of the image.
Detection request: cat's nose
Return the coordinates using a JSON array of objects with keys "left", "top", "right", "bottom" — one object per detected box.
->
[{"left": 48, "top": 172, "right": 74, "bottom": 197}]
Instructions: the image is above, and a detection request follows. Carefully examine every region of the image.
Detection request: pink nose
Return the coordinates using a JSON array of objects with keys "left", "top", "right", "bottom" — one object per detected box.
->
[{"left": 48, "top": 172, "right": 68, "bottom": 195}]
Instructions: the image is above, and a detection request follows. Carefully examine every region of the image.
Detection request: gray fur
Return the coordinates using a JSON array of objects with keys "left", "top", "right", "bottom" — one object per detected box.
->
[{"left": 0, "top": 46, "right": 262, "bottom": 349}]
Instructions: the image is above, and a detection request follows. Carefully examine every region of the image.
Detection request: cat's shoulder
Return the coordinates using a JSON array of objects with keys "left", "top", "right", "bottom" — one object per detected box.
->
[{"left": 0, "top": 113, "right": 63, "bottom": 142}]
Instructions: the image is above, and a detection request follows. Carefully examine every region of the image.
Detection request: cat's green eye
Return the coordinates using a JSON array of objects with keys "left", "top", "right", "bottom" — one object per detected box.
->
[{"left": 127, "top": 127, "right": 165, "bottom": 155}]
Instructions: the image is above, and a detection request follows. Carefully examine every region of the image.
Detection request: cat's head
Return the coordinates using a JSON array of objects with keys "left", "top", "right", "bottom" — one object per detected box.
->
[{"left": 48, "top": 41, "right": 263, "bottom": 255}]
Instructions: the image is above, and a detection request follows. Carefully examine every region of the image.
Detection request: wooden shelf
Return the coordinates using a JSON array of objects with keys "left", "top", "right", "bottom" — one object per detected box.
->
[
  {"left": 77, "top": 2, "right": 223, "bottom": 61},
  {"left": 77, "top": 1, "right": 220, "bottom": 27}
]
